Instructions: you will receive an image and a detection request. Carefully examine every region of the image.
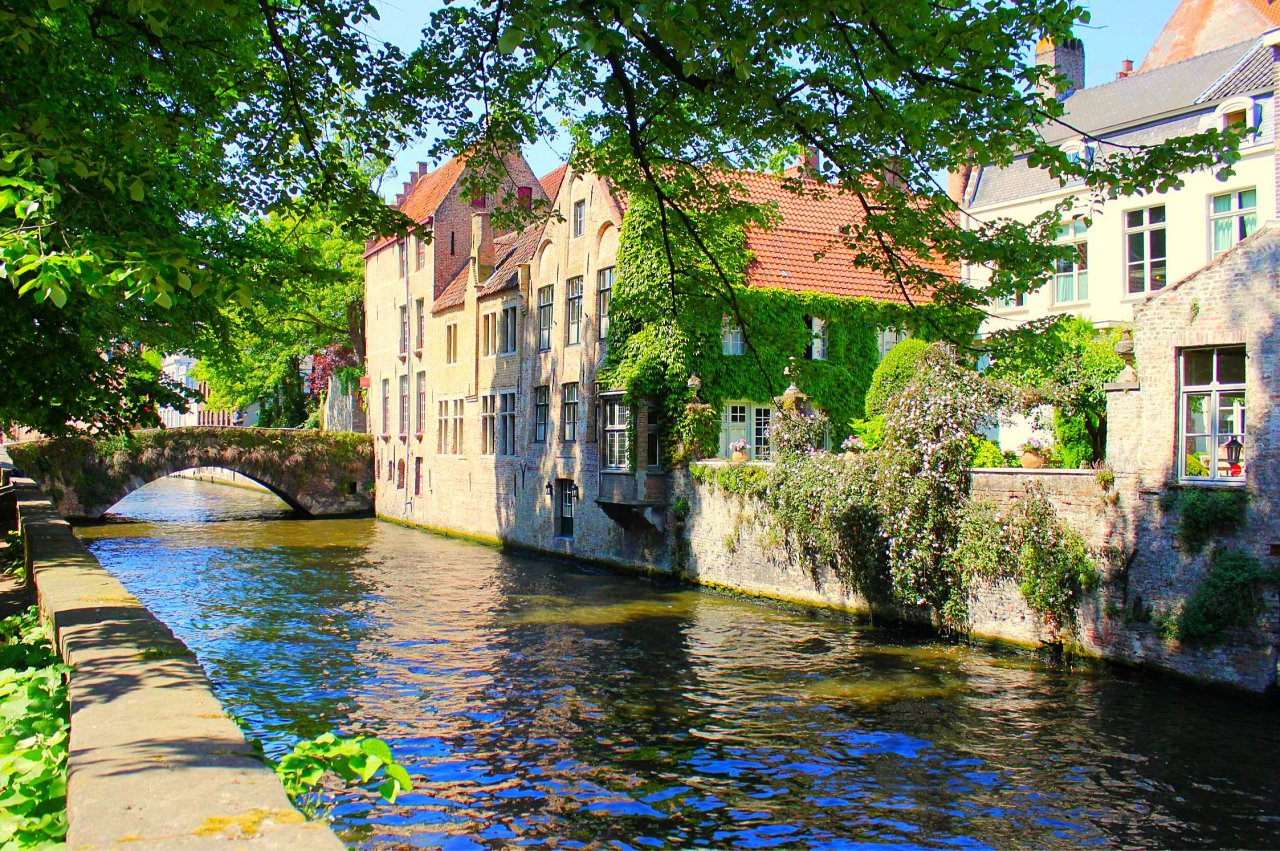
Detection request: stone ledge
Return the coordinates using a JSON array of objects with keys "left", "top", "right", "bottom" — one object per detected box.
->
[{"left": 3, "top": 449, "right": 345, "bottom": 850}]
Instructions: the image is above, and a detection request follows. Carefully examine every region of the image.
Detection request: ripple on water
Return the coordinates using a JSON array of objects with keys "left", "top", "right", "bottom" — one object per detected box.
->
[{"left": 78, "top": 476, "right": 1280, "bottom": 850}]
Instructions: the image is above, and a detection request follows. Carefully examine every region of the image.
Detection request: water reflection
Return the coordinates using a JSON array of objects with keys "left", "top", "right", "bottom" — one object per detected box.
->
[{"left": 79, "top": 477, "right": 1280, "bottom": 849}]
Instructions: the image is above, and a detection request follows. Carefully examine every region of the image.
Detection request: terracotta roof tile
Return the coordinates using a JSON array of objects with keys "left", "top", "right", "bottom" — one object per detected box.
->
[
  {"left": 539, "top": 164, "right": 568, "bottom": 202},
  {"left": 478, "top": 226, "right": 543, "bottom": 298},
  {"left": 366, "top": 155, "right": 467, "bottom": 257},
  {"left": 723, "top": 171, "right": 948, "bottom": 305},
  {"left": 1141, "top": 0, "right": 1279, "bottom": 72},
  {"left": 431, "top": 263, "right": 470, "bottom": 314}
]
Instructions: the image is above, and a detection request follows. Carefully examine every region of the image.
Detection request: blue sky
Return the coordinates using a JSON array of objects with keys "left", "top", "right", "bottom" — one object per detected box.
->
[{"left": 369, "top": 0, "right": 1184, "bottom": 195}]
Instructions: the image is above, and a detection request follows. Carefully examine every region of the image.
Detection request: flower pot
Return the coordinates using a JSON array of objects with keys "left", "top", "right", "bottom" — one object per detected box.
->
[
  {"left": 731, "top": 449, "right": 748, "bottom": 463},
  {"left": 1020, "top": 450, "right": 1046, "bottom": 469}
]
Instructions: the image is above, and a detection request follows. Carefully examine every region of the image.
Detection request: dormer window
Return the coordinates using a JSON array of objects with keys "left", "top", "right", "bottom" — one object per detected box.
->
[
  {"left": 1212, "top": 97, "right": 1258, "bottom": 133},
  {"left": 1224, "top": 109, "right": 1247, "bottom": 128},
  {"left": 1062, "top": 141, "right": 1094, "bottom": 166}
]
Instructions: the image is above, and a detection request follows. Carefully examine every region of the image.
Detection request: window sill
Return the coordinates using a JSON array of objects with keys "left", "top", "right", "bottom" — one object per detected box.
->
[
  {"left": 1174, "top": 478, "right": 1247, "bottom": 488},
  {"left": 414, "top": 348, "right": 423, "bottom": 358},
  {"left": 398, "top": 433, "right": 408, "bottom": 443},
  {"left": 380, "top": 434, "right": 391, "bottom": 442},
  {"left": 414, "top": 432, "right": 424, "bottom": 441},
  {"left": 1048, "top": 301, "right": 1089, "bottom": 312},
  {"left": 397, "top": 353, "right": 407, "bottom": 363}
]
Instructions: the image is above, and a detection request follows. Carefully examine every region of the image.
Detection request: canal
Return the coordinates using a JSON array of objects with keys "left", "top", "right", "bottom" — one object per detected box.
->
[{"left": 78, "top": 476, "right": 1278, "bottom": 849}]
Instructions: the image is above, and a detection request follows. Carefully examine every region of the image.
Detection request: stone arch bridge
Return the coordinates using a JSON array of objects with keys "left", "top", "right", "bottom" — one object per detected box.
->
[{"left": 5, "top": 427, "right": 373, "bottom": 521}]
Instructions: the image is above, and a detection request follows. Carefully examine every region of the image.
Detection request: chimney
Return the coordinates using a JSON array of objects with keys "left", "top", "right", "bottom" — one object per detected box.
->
[
  {"left": 1036, "top": 37, "right": 1085, "bottom": 98},
  {"left": 783, "top": 146, "right": 823, "bottom": 180},
  {"left": 407, "top": 170, "right": 419, "bottom": 184},
  {"left": 418, "top": 161, "right": 430, "bottom": 175},
  {"left": 947, "top": 165, "right": 975, "bottom": 206},
  {"left": 470, "top": 210, "right": 495, "bottom": 280},
  {"left": 1116, "top": 59, "right": 1134, "bottom": 80}
]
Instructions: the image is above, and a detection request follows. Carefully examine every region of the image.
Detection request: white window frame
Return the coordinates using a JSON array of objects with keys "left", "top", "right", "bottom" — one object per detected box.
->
[
  {"left": 722, "top": 317, "right": 745, "bottom": 355},
  {"left": 499, "top": 305, "right": 518, "bottom": 355},
  {"left": 597, "top": 266, "right": 614, "bottom": 341},
  {"left": 533, "top": 385, "right": 549, "bottom": 443},
  {"left": 1209, "top": 188, "right": 1257, "bottom": 257},
  {"left": 499, "top": 391, "right": 517, "bottom": 455},
  {"left": 481, "top": 311, "right": 498, "bottom": 357},
  {"left": 537, "top": 285, "right": 553, "bottom": 351},
  {"left": 481, "top": 394, "right": 497, "bottom": 455},
  {"left": 445, "top": 323, "right": 458, "bottom": 364},
  {"left": 380, "top": 378, "right": 390, "bottom": 437},
  {"left": 415, "top": 371, "right": 426, "bottom": 435},
  {"left": 1179, "top": 346, "right": 1246, "bottom": 485},
  {"left": 565, "top": 276, "right": 583, "bottom": 345},
  {"left": 807, "top": 316, "right": 828, "bottom": 361},
  {"left": 572, "top": 200, "right": 586, "bottom": 238},
  {"left": 1052, "top": 219, "right": 1089, "bottom": 305},
  {"left": 561, "top": 382, "right": 578, "bottom": 442},
  {"left": 451, "top": 399, "right": 464, "bottom": 454},
  {"left": 1124, "top": 204, "right": 1167, "bottom": 297},
  {"left": 602, "top": 396, "right": 631, "bottom": 470}
]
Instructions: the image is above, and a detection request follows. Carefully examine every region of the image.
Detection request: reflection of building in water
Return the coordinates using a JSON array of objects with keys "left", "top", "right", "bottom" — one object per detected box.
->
[{"left": 159, "top": 354, "right": 256, "bottom": 428}]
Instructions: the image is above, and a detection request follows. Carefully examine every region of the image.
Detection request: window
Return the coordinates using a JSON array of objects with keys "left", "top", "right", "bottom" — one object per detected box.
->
[
  {"left": 722, "top": 317, "right": 745, "bottom": 355},
  {"left": 645, "top": 406, "right": 660, "bottom": 468},
  {"left": 1224, "top": 108, "right": 1247, "bottom": 129},
  {"left": 603, "top": 397, "right": 631, "bottom": 469},
  {"left": 1126, "top": 205, "right": 1167, "bottom": 295},
  {"left": 721, "top": 403, "right": 748, "bottom": 458},
  {"left": 437, "top": 400, "right": 449, "bottom": 453},
  {"left": 753, "top": 407, "right": 772, "bottom": 460},
  {"left": 518, "top": 186, "right": 533, "bottom": 208},
  {"left": 396, "top": 459, "right": 405, "bottom": 489},
  {"left": 572, "top": 200, "right": 586, "bottom": 238},
  {"left": 398, "top": 375, "right": 409, "bottom": 437},
  {"left": 471, "top": 194, "right": 487, "bottom": 208},
  {"left": 415, "top": 233, "right": 427, "bottom": 271},
  {"left": 481, "top": 394, "right": 497, "bottom": 455},
  {"left": 565, "top": 276, "right": 583, "bottom": 345},
  {"left": 499, "top": 305, "right": 518, "bottom": 355},
  {"left": 597, "top": 266, "right": 614, "bottom": 340},
  {"left": 399, "top": 305, "right": 409, "bottom": 356},
  {"left": 1053, "top": 220, "right": 1089, "bottom": 304},
  {"left": 450, "top": 231, "right": 455, "bottom": 255},
  {"left": 414, "top": 299, "right": 425, "bottom": 351},
  {"left": 533, "top": 385, "right": 549, "bottom": 443},
  {"left": 806, "top": 316, "right": 828, "bottom": 361},
  {"left": 1210, "top": 189, "right": 1256, "bottom": 255},
  {"left": 414, "top": 457, "right": 423, "bottom": 495},
  {"left": 994, "top": 290, "right": 1025, "bottom": 310},
  {"left": 481, "top": 312, "right": 498, "bottom": 357},
  {"left": 1180, "top": 346, "right": 1246, "bottom": 483},
  {"left": 499, "top": 391, "right": 517, "bottom": 455},
  {"left": 445, "top": 323, "right": 458, "bottom": 364},
  {"left": 877, "top": 329, "right": 909, "bottom": 360},
  {"left": 398, "top": 239, "right": 408, "bottom": 278},
  {"left": 561, "top": 382, "right": 578, "bottom": 442},
  {"left": 415, "top": 372, "right": 426, "bottom": 435},
  {"left": 387, "top": 458, "right": 393, "bottom": 481},
  {"left": 537, "top": 286, "right": 553, "bottom": 351},
  {"left": 452, "top": 399, "right": 464, "bottom": 454},
  {"left": 557, "top": 479, "right": 575, "bottom": 537},
  {"left": 381, "top": 378, "right": 390, "bottom": 436}
]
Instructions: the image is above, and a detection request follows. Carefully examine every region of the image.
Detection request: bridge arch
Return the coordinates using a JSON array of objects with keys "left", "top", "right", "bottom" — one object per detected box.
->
[{"left": 6, "top": 427, "right": 374, "bottom": 521}]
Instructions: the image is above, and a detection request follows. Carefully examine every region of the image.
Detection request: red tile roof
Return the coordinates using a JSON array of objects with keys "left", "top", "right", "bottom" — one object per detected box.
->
[
  {"left": 538, "top": 164, "right": 568, "bottom": 203},
  {"left": 431, "top": 225, "right": 545, "bottom": 314},
  {"left": 1140, "top": 0, "right": 1279, "bottom": 71},
  {"left": 431, "top": 262, "right": 470, "bottom": 314},
  {"left": 726, "top": 171, "right": 948, "bottom": 304},
  {"left": 365, "top": 155, "right": 468, "bottom": 257}
]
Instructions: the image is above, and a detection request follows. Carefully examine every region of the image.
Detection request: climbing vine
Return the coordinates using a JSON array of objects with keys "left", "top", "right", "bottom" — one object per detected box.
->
[{"left": 599, "top": 191, "right": 979, "bottom": 462}]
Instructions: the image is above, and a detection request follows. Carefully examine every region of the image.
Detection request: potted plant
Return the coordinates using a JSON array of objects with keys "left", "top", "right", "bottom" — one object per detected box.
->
[
  {"left": 730, "top": 438, "right": 749, "bottom": 463},
  {"left": 840, "top": 434, "right": 864, "bottom": 458},
  {"left": 1020, "top": 437, "right": 1050, "bottom": 469}
]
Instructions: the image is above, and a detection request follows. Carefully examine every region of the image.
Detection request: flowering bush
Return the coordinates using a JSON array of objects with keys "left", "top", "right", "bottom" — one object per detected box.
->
[
  {"left": 768, "top": 406, "right": 829, "bottom": 457},
  {"left": 840, "top": 434, "right": 864, "bottom": 452},
  {"left": 1021, "top": 436, "right": 1050, "bottom": 454}
]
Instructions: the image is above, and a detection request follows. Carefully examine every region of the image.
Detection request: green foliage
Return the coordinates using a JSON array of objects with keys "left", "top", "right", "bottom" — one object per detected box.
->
[
  {"left": 986, "top": 317, "right": 1124, "bottom": 463},
  {"left": 689, "top": 462, "right": 769, "bottom": 499},
  {"left": 953, "top": 485, "right": 1099, "bottom": 631},
  {"left": 0, "top": 606, "right": 69, "bottom": 848},
  {"left": 599, "top": 192, "right": 967, "bottom": 462},
  {"left": 670, "top": 497, "right": 690, "bottom": 520},
  {"left": 0, "top": 531, "right": 23, "bottom": 581},
  {"left": 1, "top": 0, "right": 422, "bottom": 435},
  {"left": 1053, "top": 408, "right": 1093, "bottom": 470},
  {"left": 1177, "top": 549, "right": 1277, "bottom": 645},
  {"left": 968, "top": 436, "right": 1006, "bottom": 468},
  {"left": 1170, "top": 488, "right": 1249, "bottom": 553},
  {"left": 864, "top": 338, "right": 930, "bottom": 417},
  {"left": 274, "top": 732, "right": 413, "bottom": 815}
]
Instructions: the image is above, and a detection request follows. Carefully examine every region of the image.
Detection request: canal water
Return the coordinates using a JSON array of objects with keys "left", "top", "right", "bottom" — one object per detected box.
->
[{"left": 78, "top": 477, "right": 1278, "bottom": 849}]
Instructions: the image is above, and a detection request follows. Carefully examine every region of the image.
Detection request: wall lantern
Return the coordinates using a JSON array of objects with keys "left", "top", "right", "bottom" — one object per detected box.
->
[
  {"left": 570, "top": 482, "right": 581, "bottom": 500},
  {"left": 545, "top": 481, "right": 554, "bottom": 498},
  {"left": 687, "top": 374, "right": 702, "bottom": 394},
  {"left": 1218, "top": 437, "right": 1239, "bottom": 465}
]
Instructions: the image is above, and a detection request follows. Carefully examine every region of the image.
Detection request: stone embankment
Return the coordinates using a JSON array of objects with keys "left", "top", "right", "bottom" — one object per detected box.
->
[{"left": 0, "top": 451, "right": 345, "bottom": 849}]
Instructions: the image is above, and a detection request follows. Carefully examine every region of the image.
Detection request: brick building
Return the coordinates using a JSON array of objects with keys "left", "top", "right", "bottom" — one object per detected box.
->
[{"left": 364, "top": 155, "right": 927, "bottom": 563}]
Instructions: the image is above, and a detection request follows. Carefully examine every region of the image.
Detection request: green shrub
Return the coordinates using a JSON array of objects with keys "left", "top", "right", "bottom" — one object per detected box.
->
[
  {"left": 1053, "top": 407, "right": 1093, "bottom": 469},
  {"left": 847, "top": 415, "right": 884, "bottom": 451},
  {"left": 1174, "top": 488, "right": 1249, "bottom": 553},
  {"left": 274, "top": 732, "right": 413, "bottom": 817},
  {"left": 689, "top": 462, "right": 769, "bottom": 498},
  {"left": 0, "top": 607, "right": 69, "bottom": 848},
  {"left": 863, "top": 338, "right": 930, "bottom": 417},
  {"left": 1177, "top": 549, "right": 1277, "bottom": 644},
  {"left": 968, "top": 436, "right": 1006, "bottom": 468}
]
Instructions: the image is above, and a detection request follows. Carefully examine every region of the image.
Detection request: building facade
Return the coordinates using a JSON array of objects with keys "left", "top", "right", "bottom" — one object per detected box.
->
[
  {"left": 364, "top": 155, "right": 924, "bottom": 563},
  {"left": 158, "top": 354, "right": 254, "bottom": 428}
]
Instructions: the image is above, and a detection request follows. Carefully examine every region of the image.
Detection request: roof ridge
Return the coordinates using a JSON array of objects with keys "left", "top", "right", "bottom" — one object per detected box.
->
[{"left": 1073, "top": 37, "right": 1258, "bottom": 99}]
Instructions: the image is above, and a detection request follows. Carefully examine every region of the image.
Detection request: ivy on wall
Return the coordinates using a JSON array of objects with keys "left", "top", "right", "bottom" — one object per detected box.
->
[{"left": 599, "top": 191, "right": 980, "bottom": 461}]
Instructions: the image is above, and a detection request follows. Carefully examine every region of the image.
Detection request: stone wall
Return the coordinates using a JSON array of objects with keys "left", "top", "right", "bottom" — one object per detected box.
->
[{"left": 0, "top": 450, "right": 344, "bottom": 849}]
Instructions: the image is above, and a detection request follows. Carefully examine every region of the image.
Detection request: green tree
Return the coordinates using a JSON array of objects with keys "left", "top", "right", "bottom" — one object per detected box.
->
[
  {"left": 415, "top": 0, "right": 1243, "bottom": 351},
  {"left": 1, "top": 0, "right": 421, "bottom": 434},
  {"left": 984, "top": 316, "right": 1124, "bottom": 462},
  {"left": 191, "top": 210, "right": 365, "bottom": 422}
]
